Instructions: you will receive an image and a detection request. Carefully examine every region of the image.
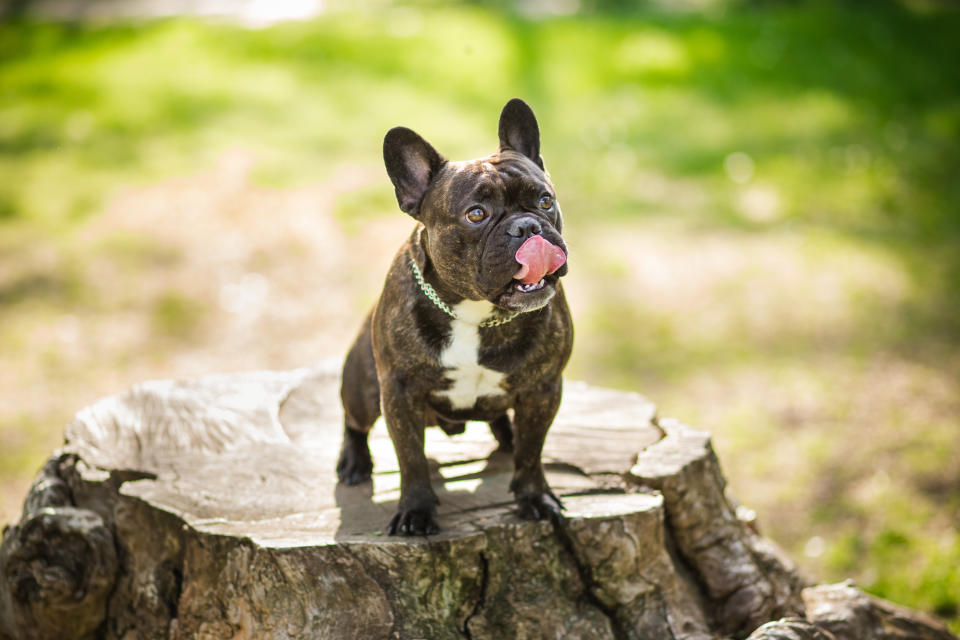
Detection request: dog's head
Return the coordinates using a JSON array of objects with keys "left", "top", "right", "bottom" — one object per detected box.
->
[{"left": 384, "top": 98, "right": 568, "bottom": 313}]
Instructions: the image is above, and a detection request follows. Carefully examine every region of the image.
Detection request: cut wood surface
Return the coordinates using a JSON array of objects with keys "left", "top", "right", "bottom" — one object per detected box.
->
[{"left": 1, "top": 363, "right": 955, "bottom": 640}]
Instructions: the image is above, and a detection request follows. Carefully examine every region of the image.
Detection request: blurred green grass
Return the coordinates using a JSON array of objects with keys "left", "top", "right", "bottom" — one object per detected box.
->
[{"left": 1, "top": 1, "right": 958, "bottom": 629}]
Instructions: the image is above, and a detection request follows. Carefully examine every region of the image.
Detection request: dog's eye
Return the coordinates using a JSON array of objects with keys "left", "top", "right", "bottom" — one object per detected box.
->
[
  {"left": 464, "top": 207, "right": 487, "bottom": 224},
  {"left": 538, "top": 195, "right": 553, "bottom": 210}
]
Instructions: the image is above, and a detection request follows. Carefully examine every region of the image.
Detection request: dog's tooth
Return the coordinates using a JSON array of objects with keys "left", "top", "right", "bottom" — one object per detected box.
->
[{"left": 514, "top": 279, "right": 548, "bottom": 294}]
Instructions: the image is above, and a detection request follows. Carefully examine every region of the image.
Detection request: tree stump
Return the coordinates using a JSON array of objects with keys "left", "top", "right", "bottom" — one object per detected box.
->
[{"left": 1, "top": 363, "right": 955, "bottom": 640}]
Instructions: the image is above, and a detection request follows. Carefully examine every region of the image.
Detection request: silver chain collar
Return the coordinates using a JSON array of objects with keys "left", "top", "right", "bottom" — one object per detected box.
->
[{"left": 409, "top": 256, "right": 520, "bottom": 328}]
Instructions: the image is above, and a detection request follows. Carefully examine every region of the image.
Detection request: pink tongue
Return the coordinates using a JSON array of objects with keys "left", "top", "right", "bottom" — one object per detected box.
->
[{"left": 514, "top": 235, "right": 567, "bottom": 285}]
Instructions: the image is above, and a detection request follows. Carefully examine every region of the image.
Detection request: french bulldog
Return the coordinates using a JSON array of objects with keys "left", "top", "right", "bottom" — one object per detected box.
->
[{"left": 337, "top": 98, "right": 572, "bottom": 536}]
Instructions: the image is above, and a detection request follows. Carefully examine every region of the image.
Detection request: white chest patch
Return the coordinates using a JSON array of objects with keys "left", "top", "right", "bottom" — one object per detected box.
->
[{"left": 436, "top": 300, "right": 506, "bottom": 410}]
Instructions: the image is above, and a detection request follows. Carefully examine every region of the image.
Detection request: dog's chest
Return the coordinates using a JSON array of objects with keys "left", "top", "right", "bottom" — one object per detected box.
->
[{"left": 435, "top": 301, "right": 506, "bottom": 410}]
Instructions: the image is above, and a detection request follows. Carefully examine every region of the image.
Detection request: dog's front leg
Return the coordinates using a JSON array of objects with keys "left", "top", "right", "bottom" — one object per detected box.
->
[
  {"left": 510, "top": 376, "right": 564, "bottom": 523},
  {"left": 381, "top": 374, "right": 439, "bottom": 536}
]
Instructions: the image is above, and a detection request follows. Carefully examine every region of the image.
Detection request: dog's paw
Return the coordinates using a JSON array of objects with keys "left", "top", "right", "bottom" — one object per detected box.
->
[
  {"left": 515, "top": 491, "right": 564, "bottom": 524},
  {"left": 388, "top": 507, "right": 439, "bottom": 536},
  {"left": 336, "top": 442, "right": 372, "bottom": 486}
]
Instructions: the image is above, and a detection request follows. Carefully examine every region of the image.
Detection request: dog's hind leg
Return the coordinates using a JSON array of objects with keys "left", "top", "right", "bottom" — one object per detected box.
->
[{"left": 337, "top": 315, "right": 379, "bottom": 485}]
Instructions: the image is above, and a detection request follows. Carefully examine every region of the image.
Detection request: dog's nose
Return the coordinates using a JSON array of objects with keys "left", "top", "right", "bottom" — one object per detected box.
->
[{"left": 506, "top": 216, "right": 542, "bottom": 239}]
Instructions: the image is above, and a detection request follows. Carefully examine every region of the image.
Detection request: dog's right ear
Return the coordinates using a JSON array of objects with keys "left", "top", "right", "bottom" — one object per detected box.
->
[{"left": 383, "top": 127, "right": 446, "bottom": 218}]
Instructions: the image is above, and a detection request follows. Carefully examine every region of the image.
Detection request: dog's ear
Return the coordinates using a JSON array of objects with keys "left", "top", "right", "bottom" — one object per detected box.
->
[
  {"left": 383, "top": 127, "right": 446, "bottom": 217},
  {"left": 498, "top": 98, "right": 543, "bottom": 170}
]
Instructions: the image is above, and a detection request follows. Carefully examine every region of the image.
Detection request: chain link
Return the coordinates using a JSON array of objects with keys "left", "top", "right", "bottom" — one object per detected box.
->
[{"left": 409, "top": 256, "right": 520, "bottom": 328}]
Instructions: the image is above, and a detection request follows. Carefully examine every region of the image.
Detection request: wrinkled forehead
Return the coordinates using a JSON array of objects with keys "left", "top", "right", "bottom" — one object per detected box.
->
[{"left": 435, "top": 152, "right": 551, "bottom": 208}]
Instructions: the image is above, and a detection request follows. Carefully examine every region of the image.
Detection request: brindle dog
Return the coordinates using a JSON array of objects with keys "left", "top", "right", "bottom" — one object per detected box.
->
[{"left": 337, "top": 99, "right": 572, "bottom": 536}]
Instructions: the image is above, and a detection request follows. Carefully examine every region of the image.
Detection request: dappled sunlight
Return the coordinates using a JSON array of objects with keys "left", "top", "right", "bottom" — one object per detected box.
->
[
  {"left": 615, "top": 28, "right": 690, "bottom": 76},
  {"left": 735, "top": 183, "right": 781, "bottom": 223}
]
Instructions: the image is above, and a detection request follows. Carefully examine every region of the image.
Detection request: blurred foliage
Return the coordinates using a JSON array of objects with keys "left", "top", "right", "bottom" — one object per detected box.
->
[{"left": 1, "top": 0, "right": 958, "bottom": 630}]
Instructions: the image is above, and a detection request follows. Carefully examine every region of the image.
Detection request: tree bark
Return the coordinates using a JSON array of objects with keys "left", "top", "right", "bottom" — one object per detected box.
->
[{"left": 1, "top": 363, "right": 955, "bottom": 640}]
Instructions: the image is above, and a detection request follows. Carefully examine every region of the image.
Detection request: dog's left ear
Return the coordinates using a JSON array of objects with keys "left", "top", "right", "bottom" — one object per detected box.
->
[{"left": 498, "top": 98, "right": 544, "bottom": 170}]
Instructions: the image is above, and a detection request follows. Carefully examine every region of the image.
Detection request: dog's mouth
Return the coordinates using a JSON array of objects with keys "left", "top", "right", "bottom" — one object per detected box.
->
[
  {"left": 480, "top": 233, "right": 568, "bottom": 313},
  {"left": 493, "top": 271, "right": 562, "bottom": 312},
  {"left": 495, "top": 235, "right": 566, "bottom": 312}
]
